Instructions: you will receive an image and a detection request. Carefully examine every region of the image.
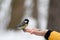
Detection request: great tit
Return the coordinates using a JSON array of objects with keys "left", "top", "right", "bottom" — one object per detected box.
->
[{"left": 16, "top": 19, "right": 29, "bottom": 30}]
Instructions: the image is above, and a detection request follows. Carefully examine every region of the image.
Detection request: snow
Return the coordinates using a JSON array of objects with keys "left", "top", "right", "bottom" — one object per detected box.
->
[{"left": 0, "top": 30, "right": 45, "bottom": 40}]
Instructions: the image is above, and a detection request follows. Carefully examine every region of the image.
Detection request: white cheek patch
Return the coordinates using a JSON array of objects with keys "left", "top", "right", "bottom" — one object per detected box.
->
[{"left": 25, "top": 21, "right": 27, "bottom": 23}]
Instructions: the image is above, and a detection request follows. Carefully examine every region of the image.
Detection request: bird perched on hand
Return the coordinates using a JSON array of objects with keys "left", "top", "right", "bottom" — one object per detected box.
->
[{"left": 16, "top": 19, "right": 29, "bottom": 30}]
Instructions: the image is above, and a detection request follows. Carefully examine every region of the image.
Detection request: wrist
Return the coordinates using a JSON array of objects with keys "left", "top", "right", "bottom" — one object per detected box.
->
[
  {"left": 41, "top": 30, "right": 48, "bottom": 36},
  {"left": 44, "top": 30, "right": 52, "bottom": 40}
]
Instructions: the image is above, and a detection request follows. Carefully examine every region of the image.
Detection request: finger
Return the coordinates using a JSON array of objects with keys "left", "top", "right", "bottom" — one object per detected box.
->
[
  {"left": 32, "top": 28, "right": 40, "bottom": 31},
  {"left": 31, "top": 30, "right": 43, "bottom": 36},
  {"left": 24, "top": 28, "right": 32, "bottom": 33}
]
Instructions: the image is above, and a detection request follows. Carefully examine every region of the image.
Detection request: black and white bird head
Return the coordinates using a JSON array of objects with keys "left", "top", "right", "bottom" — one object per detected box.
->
[{"left": 24, "top": 19, "right": 29, "bottom": 24}]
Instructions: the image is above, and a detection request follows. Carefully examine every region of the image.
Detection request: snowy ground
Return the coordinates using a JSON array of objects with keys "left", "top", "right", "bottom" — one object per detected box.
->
[{"left": 0, "top": 30, "right": 45, "bottom": 40}]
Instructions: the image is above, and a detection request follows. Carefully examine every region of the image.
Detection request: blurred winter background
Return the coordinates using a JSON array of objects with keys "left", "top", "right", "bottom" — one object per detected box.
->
[{"left": 0, "top": 0, "right": 60, "bottom": 40}]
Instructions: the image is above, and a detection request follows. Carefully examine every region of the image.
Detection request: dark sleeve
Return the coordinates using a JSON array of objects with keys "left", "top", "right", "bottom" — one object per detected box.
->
[{"left": 44, "top": 30, "right": 52, "bottom": 40}]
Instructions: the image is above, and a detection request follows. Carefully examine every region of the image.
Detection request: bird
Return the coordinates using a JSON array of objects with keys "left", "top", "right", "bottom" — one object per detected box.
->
[{"left": 16, "top": 19, "right": 29, "bottom": 30}]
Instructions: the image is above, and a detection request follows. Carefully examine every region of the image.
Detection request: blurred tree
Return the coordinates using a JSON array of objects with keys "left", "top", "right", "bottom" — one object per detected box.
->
[
  {"left": 8, "top": 0, "right": 24, "bottom": 29},
  {"left": 48, "top": 0, "right": 60, "bottom": 32}
]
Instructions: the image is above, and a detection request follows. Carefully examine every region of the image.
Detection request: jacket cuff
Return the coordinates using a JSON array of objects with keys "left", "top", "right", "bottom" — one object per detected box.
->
[{"left": 44, "top": 30, "right": 52, "bottom": 40}]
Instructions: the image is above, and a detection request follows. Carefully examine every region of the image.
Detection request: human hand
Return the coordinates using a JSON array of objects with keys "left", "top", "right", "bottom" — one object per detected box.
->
[{"left": 24, "top": 28, "right": 48, "bottom": 36}]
